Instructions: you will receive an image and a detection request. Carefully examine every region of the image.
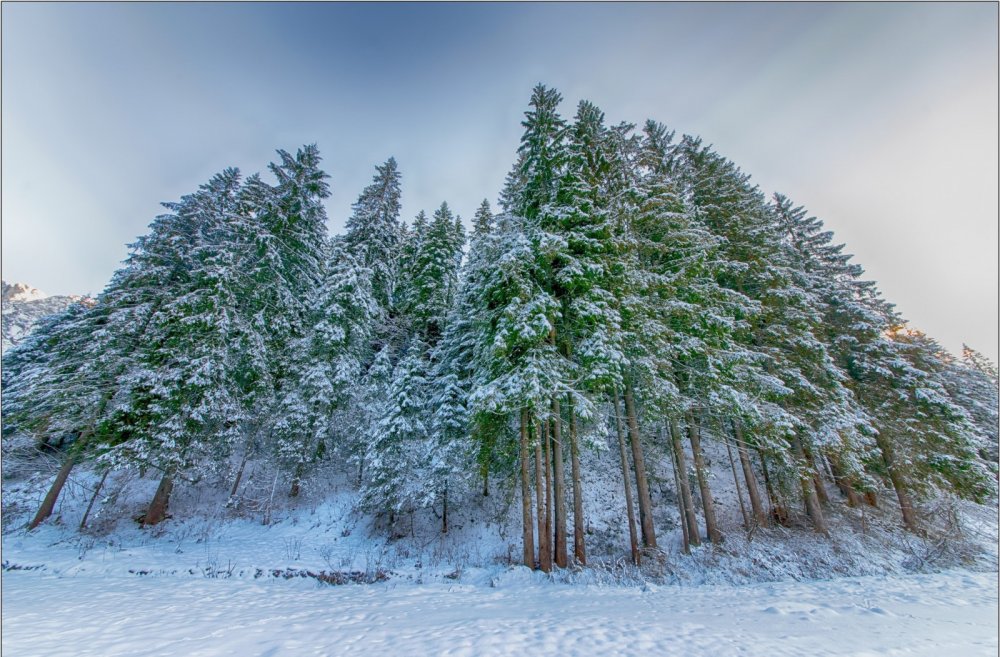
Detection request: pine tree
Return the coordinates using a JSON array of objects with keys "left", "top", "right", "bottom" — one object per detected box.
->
[
  {"left": 360, "top": 337, "right": 436, "bottom": 518},
  {"left": 345, "top": 158, "right": 403, "bottom": 316},
  {"left": 106, "top": 168, "right": 268, "bottom": 523},
  {"left": 939, "top": 346, "right": 999, "bottom": 472},
  {"left": 273, "top": 239, "right": 378, "bottom": 496}
]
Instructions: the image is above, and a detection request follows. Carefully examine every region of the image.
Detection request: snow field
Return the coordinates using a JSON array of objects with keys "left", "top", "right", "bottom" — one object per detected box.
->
[{"left": 3, "top": 569, "right": 997, "bottom": 657}]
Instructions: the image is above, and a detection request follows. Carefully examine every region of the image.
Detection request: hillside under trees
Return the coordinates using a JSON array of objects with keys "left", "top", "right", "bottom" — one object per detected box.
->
[{"left": 3, "top": 85, "right": 997, "bottom": 574}]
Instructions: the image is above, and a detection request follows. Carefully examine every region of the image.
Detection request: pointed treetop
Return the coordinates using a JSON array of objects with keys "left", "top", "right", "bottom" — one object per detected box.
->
[{"left": 473, "top": 199, "right": 493, "bottom": 237}]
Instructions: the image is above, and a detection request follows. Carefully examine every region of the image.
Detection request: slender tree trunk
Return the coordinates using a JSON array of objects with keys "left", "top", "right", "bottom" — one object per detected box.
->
[
  {"left": 669, "top": 430, "right": 691, "bottom": 554},
  {"left": 687, "top": 410, "right": 722, "bottom": 544},
  {"left": 551, "top": 398, "right": 568, "bottom": 568},
  {"left": 229, "top": 451, "right": 249, "bottom": 500},
  {"left": 482, "top": 462, "right": 489, "bottom": 497},
  {"left": 670, "top": 418, "right": 701, "bottom": 546},
  {"left": 623, "top": 381, "right": 656, "bottom": 549},
  {"left": 567, "top": 396, "right": 586, "bottom": 565},
  {"left": 733, "top": 420, "right": 768, "bottom": 528},
  {"left": 791, "top": 433, "right": 828, "bottom": 535},
  {"left": 442, "top": 482, "right": 448, "bottom": 534},
  {"left": 535, "top": 421, "right": 551, "bottom": 572},
  {"left": 874, "top": 432, "right": 919, "bottom": 532},
  {"left": 144, "top": 472, "right": 174, "bottom": 526},
  {"left": 759, "top": 449, "right": 786, "bottom": 525},
  {"left": 543, "top": 419, "right": 553, "bottom": 570},
  {"left": 613, "top": 392, "right": 640, "bottom": 565},
  {"left": 29, "top": 449, "right": 79, "bottom": 530},
  {"left": 518, "top": 410, "right": 535, "bottom": 569},
  {"left": 79, "top": 468, "right": 110, "bottom": 530},
  {"left": 726, "top": 435, "right": 751, "bottom": 530}
]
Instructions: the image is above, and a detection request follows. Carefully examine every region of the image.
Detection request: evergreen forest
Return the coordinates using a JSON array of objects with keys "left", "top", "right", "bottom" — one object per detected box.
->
[{"left": 4, "top": 85, "right": 997, "bottom": 571}]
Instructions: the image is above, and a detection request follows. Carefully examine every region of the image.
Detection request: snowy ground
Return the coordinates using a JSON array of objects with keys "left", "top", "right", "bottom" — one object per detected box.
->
[
  {"left": 3, "top": 442, "right": 998, "bottom": 656},
  {"left": 3, "top": 569, "right": 997, "bottom": 657}
]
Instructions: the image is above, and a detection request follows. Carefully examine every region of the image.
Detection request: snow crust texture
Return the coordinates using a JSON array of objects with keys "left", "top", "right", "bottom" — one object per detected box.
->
[{"left": 2, "top": 570, "right": 996, "bottom": 657}]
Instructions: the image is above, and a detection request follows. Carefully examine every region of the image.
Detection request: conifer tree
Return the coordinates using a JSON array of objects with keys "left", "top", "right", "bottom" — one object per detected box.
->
[{"left": 345, "top": 158, "right": 403, "bottom": 317}]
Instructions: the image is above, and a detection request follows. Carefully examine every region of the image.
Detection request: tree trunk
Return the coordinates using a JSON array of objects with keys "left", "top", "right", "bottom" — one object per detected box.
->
[
  {"left": 482, "top": 462, "right": 489, "bottom": 497},
  {"left": 613, "top": 392, "right": 640, "bottom": 565},
  {"left": 687, "top": 410, "right": 722, "bottom": 544},
  {"left": 144, "top": 473, "right": 174, "bottom": 526},
  {"left": 543, "top": 419, "right": 553, "bottom": 571},
  {"left": 726, "top": 435, "right": 751, "bottom": 530},
  {"left": 229, "top": 451, "right": 249, "bottom": 500},
  {"left": 551, "top": 398, "right": 568, "bottom": 568},
  {"left": 670, "top": 418, "right": 701, "bottom": 546},
  {"left": 623, "top": 381, "right": 656, "bottom": 549},
  {"left": 567, "top": 396, "right": 586, "bottom": 565},
  {"left": 791, "top": 434, "right": 828, "bottom": 535},
  {"left": 669, "top": 430, "right": 691, "bottom": 553},
  {"left": 79, "top": 468, "right": 110, "bottom": 530},
  {"left": 518, "top": 409, "right": 535, "bottom": 569},
  {"left": 535, "top": 421, "right": 551, "bottom": 572},
  {"left": 733, "top": 420, "right": 768, "bottom": 528},
  {"left": 29, "top": 449, "right": 79, "bottom": 530},
  {"left": 874, "top": 432, "right": 919, "bottom": 532},
  {"left": 442, "top": 482, "right": 449, "bottom": 534}
]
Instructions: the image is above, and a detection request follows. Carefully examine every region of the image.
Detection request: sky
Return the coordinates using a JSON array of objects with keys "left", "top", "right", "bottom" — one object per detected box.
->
[{"left": 2, "top": 2, "right": 997, "bottom": 361}]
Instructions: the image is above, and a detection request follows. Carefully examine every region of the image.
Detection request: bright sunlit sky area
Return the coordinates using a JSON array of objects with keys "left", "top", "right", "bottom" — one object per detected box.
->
[{"left": 2, "top": 2, "right": 997, "bottom": 361}]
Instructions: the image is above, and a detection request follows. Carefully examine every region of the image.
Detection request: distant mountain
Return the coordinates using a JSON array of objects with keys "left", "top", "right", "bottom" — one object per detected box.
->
[{"left": 1, "top": 281, "right": 94, "bottom": 353}]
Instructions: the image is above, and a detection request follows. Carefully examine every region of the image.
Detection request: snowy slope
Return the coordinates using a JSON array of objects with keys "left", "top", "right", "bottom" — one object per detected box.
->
[
  {"left": 3, "top": 432, "right": 996, "bottom": 587},
  {"left": 0, "top": 281, "right": 94, "bottom": 352},
  {"left": 2, "top": 430, "right": 998, "bottom": 656}
]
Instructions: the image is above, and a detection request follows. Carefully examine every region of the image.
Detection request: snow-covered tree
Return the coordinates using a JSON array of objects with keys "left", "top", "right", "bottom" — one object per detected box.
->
[{"left": 344, "top": 157, "right": 403, "bottom": 317}]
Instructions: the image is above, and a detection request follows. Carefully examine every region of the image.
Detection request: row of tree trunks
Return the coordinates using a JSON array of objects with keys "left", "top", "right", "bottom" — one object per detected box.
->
[
  {"left": 612, "top": 392, "right": 640, "bottom": 565},
  {"left": 558, "top": 384, "right": 914, "bottom": 558},
  {"left": 669, "top": 418, "right": 701, "bottom": 547},
  {"left": 623, "top": 381, "right": 656, "bottom": 549},
  {"left": 519, "top": 400, "right": 592, "bottom": 571},
  {"left": 687, "top": 410, "right": 723, "bottom": 544}
]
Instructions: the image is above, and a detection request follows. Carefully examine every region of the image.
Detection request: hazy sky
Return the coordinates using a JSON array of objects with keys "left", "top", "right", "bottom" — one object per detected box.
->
[{"left": 2, "top": 2, "right": 997, "bottom": 361}]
